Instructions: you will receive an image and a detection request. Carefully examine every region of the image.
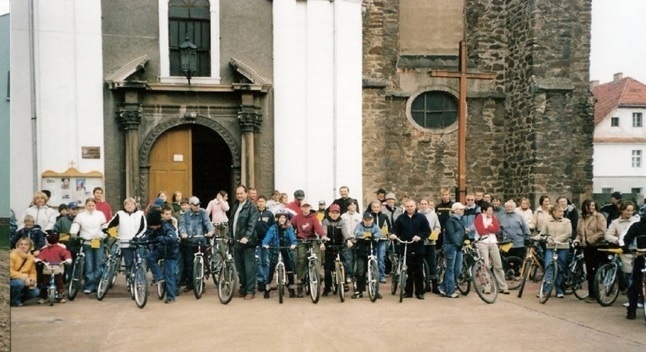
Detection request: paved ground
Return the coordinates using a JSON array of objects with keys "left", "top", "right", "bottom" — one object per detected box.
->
[{"left": 10, "top": 275, "right": 646, "bottom": 352}]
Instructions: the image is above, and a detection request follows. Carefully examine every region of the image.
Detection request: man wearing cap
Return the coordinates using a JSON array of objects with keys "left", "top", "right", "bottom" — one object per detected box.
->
[
  {"left": 389, "top": 199, "right": 431, "bottom": 300},
  {"left": 229, "top": 185, "right": 260, "bottom": 300},
  {"left": 440, "top": 202, "right": 467, "bottom": 298},
  {"left": 290, "top": 199, "right": 326, "bottom": 297},
  {"left": 329, "top": 186, "right": 356, "bottom": 215},
  {"left": 600, "top": 192, "right": 622, "bottom": 227},
  {"left": 286, "top": 190, "right": 306, "bottom": 216},
  {"left": 179, "top": 196, "right": 214, "bottom": 293},
  {"left": 381, "top": 192, "right": 403, "bottom": 228}
]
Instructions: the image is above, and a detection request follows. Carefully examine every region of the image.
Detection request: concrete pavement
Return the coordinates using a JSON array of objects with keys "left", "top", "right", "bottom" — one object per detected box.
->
[{"left": 10, "top": 277, "right": 646, "bottom": 352}]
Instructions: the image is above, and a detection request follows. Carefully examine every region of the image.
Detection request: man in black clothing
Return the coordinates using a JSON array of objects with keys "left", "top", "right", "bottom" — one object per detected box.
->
[
  {"left": 389, "top": 199, "right": 431, "bottom": 300},
  {"left": 622, "top": 216, "right": 646, "bottom": 320},
  {"left": 600, "top": 192, "right": 622, "bottom": 227},
  {"left": 435, "top": 187, "right": 453, "bottom": 249},
  {"left": 328, "top": 186, "right": 356, "bottom": 215}
]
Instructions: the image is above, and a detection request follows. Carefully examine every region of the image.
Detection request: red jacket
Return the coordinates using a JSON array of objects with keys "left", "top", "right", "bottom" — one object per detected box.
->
[
  {"left": 474, "top": 213, "right": 500, "bottom": 237},
  {"left": 37, "top": 244, "right": 72, "bottom": 265},
  {"left": 286, "top": 200, "right": 301, "bottom": 216},
  {"left": 291, "top": 211, "right": 325, "bottom": 239}
]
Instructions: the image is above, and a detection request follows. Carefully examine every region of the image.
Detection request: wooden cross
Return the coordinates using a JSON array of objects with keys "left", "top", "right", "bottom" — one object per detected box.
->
[
  {"left": 69, "top": 160, "right": 76, "bottom": 169},
  {"left": 429, "top": 41, "right": 495, "bottom": 203}
]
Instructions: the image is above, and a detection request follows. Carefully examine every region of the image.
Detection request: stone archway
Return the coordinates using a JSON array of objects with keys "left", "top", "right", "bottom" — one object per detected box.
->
[{"left": 138, "top": 116, "right": 241, "bottom": 203}]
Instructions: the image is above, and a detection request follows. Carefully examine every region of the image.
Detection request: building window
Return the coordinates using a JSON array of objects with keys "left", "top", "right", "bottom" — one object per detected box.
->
[
  {"left": 634, "top": 113, "right": 643, "bottom": 127},
  {"left": 169, "top": 0, "right": 211, "bottom": 77},
  {"left": 610, "top": 117, "right": 619, "bottom": 127},
  {"left": 601, "top": 188, "right": 613, "bottom": 194},
  {"left": 632, "top": 150, "right": 642, "bottom": 168},
  {"left": 631, "top": 188, "right": 642, "bottom": 195},
  {"left": 409, "top": 91, "right": 458, "bottom": 130}
]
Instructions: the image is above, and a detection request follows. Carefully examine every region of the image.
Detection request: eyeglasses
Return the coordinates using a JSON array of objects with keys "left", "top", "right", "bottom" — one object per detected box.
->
[{"left": 466, "top": 199, "right": 475, "bottom": 202}]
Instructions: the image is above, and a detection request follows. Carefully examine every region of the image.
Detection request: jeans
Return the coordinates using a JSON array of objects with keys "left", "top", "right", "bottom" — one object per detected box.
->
[
  {"left": 147, "top": 248, "right": 178, "bottom": 301},
  {"left": 10, "top": 279, "right": 40, "bottom": 306},
  {"left": 342, "top": 247, "right": 354, "bottom": 282},
  {"left": 256, "top": 246, "right": 270, "bottom": 285},
  {"left": 377, "top": 240, "right": 386, "bottom": 281},
  {"left": 235, "top": 246, "right": 257, "bottom": 295},
  {"left": 543, "top": 248, "right": 568, "bottom": 295},
  {"left": 441, "top": 245, "right": 462, "bottom": 295},
  {"left": 83, "top": 244, "right": 104, "bottom": 292},
  {"left": 121, "top": 247, "right": 135, "bottom": 272}
]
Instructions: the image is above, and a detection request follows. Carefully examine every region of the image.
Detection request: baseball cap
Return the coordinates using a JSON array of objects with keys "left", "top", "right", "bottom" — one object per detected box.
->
[
  {"left": 451, "top": 202, "right": 466, "bottom": 211},
  {"left": 363, "top": 212, "right": 374, "bottom": 219},
  {"left": 294, "top": 190, "right": 305, "bottom": 200},
  {"left": 375, "top": 188, "right": 386, "bottom": 194},
  {"left": 318, "top": 200, "right": 326, "bottom": 206},
  {"left": 300, "top": 199, "right": 312, "bottom": 207},
  {"left": 611, "top": 191, "right": 622, "bottom": 200},
  {"left": 189, "top": 196, "right": 200, "bottom": 205},
  {"left": 153, "top": 197, "right": 165, "bottom": 208},
  {"left": 329, "top": 204, "right": 341, "bottom": 213},
  {"left": 385, "top": 192, "right": 396, "bottom": 200},
  {"left": 67, "top": 202, "right": 79, "bottom": 209}
]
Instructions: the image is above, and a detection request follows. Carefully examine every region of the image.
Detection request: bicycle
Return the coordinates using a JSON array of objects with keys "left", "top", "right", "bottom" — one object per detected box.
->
[
  {"left": 298, "top": 238, "right": 323, "bottom": 304},
  {"left": 563, "top": 244, "right": 588, "bottom": 300},
  {"left": 128, "top": 236, "right": 155, "bottom": 309},
  {"left": 594, "top": 247, "right": 627, "bottom": 306},
  {"left": 392, "top": 238, "right": 415, "bottom": 303},
  {"left": 538, "top": 240, "right": 569, "bottom": 304},
  {"left": 267, "top": 245, "right": 293, "bottom": 304},
  {"left": 498, "top": 241, "right": 523, "bottom": 290},
  {"left": 42, "top": 261, "right": 65, "bottom": 306},
  {"left": 517, "top": 239, "right": 545, "bottom": 298},
  {"left": 461, "top": 238, "right": 498, "bottom": 304},
  {"left": 357, "top": 237, "right": 381, "bottom": 302},
  {"left": 97, "top": 241, "right": 122, "bottom": 301},
  {"left": 191, "top": 237, "right": 208, "bottom": 299},
  {"left": 216, "top": 237, "right": 238, "bottom": 305},
  {"left": 326, "top": 243, "right": 346, "bottom": 302},
  {"left": 67, "top": 238, "right": 88, "bottom": 301},
  {"left": 435, "top": 247, "right": 446, "bottom": 288}
]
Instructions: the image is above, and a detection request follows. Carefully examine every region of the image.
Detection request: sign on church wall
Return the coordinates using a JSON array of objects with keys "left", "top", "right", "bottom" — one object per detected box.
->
[{"left": 41, "top": 167, "right": 104, "bottom": 208}]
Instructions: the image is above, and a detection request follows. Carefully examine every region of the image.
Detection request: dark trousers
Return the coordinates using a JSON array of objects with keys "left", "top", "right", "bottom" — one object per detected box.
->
[
  {"left": 424, "top": 244, "right": 437, "bottom": 281},
  {"left": 324, "top": 250, "right": 339, "bottom": 291},
  {"left": 405, "top": 254, "right": 425, "bottom": 296},
  {"left": 267, "top": 250, "right": 295, "bottom": 287},
  {"left": 628, "top": 256, "right": 644, "bottom": 313},
  {"left": 234, "top": 246, "right": 257, "bottom": 295},
  {"left": 583, "top": 246, "right": 605, "bottom": 297},
  {"left": 39, "top": 273, "right": 65, "bottom": 298},
  {"left": 180, "top": 244, "right": 198, "bottom": 289},
  {"left": 354, "top": 255, "right": 368, "bottom": 292}
]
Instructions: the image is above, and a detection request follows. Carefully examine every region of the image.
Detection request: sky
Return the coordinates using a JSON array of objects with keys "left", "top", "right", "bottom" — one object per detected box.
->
[{"left": 0, "top": 0, "right": 644, "bottom": 83}]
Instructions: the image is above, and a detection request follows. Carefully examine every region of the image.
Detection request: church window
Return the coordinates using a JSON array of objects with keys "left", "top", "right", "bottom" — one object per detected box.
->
[
  {"left": 409, "top": 91, "right": 458, "bottom": 130},
  {"left": 610, "top": 117, "right": 619, "bottom": 127},
  {"left": 169, "top": 0, "right": 211, "bottom": 77}
]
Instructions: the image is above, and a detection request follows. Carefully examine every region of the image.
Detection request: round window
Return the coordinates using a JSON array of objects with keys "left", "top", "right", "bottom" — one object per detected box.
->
[{"left": 410, "top": 91, "right": 458, "bottom": 130}]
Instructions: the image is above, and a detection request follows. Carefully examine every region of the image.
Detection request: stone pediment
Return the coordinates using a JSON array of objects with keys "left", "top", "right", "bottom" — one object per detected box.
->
[{"left": 105, "top": 55, "right": 149, "bottom": 89}]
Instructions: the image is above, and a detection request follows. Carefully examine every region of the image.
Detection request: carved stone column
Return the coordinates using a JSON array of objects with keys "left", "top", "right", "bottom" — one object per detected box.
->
[
  {"left": 238, "top": 93, "right": 262, "bottom": 187},
  {"left": 116, "top": 95, "right": 143, "bottom": 201}
]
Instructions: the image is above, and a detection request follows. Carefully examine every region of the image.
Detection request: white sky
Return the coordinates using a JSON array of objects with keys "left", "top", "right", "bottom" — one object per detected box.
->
[{"left": 0, "top": 0, "right": 644, "bottom": 83}]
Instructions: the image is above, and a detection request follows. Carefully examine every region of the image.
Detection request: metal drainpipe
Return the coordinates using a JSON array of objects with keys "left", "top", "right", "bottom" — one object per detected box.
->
[
  {"left": 331, "top": 0, "right": 338, "bottom": 201},
  {"left": 29, "top": 0, "right": 38, "bottom": 193}
]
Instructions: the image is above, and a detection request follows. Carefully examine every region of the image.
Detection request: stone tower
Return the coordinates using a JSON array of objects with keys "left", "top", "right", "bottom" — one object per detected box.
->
[{"left": 362, "top": 0, "right": 594, "bottom": 207}]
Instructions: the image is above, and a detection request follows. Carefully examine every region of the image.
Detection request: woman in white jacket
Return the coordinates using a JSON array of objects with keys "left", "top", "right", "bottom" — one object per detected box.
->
[
  {"left": 19, "top": 191, "right": 57, "bottom": 231},
  {"left": 105, "top": 198, "right": 147, "bottom": 272},
  {"left": 70, "top": 198, "right": 107, "bottom": 294}
]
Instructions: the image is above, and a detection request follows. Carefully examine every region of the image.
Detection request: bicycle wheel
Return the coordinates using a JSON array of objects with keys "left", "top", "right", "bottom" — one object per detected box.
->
[
  {"left": 642, "top": 275, "right": 646, "bottom": 322},
  {"left": 156, "top": 259, "right": 166, "bottom": 300},
  {"left": 109, "top": 258, "right": 120, "bottom": 289},
  {"left": 133, "top": 265, "right": 148, "bottom": 308},
  {"left": 572, "top": 261, "right": 589, "bottom": 300},
  {"left": 277, "top": 264, "right": 285, "bottom": 304},
  {"left": 539, "top": 262, "right": 556, "bottom": 304},
  {"left": 218, "top": 261, "right": 237, "bottom": 305},
  {"left": 391, "top": 262, "right": 400, "bottom": 295},
  {"left": 530, "top": 262, "right": 545, "bottom": 282},
  {"left": 48, "top": 285, "right": 56, "bottom": 306},
  {"left": 399, "top": 269, "right": 407, "bottom": 303},
  {"left": 96, "top": 263, "right": 114, "bottom": 301},
  {"left": 436, "top": 249, "right": 445, "bottom": 286},
  {"left": 457, "top": 262, "right": 471, "bottom": 296},
  {"left": 503, "top": 256, "right": 523, "bottom": 290},
  {"left": 67, "top": 258, "right": 84, "bottom": 301},
  {"left": 210, "top": 251, "right": 224, "bottom": 286},
  {"left": 368, "top": 259, "right": 379, "bottom": 303},
  {"left": 308, "top": 260, "right": 321, "bottom": 304},
  {"left": 594, "top": 263, "right": 619, "bottom": 306},
  {"left": 336, "top": 262, "right": 345, "bottom": 302},
  {"left": 517, "top": 259, "right": 531, "bottom": 298},
  {"left": 472, "top": 262, "right": 498, "bottom": 304},
  {"left": 193, "top": 256, "right": 205, "bottom": 299}
]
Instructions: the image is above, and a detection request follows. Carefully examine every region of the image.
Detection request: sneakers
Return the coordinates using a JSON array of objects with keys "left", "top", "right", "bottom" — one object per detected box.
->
[
  {"left": 38, "top": 298, "right": 46, "bottom": 304},
  {"left": 165, "top": 299, "right": 176, "bottom": 304},
  {"left": 556, "top": 293, "right": 564, "bottom": 298},
  {"left": 438, "top": 287, "right": 446, "bottom": 297},
  {"left": 416, "top": 294, "right": 424, "bottom": 300},
  {"left": 584, "top": 297, "right": 596, "bottom": 304},
  {"left": 59, "top": 298, "right": 66, "bottom": 303},
  {"left": 351, "top": 292, "right": 363, "bottom": 299},
  {"left": 379, "top": 278, "right": 387, "bottom": 284},
  {"left": 83, "top": 289, "right": 91, "bottom": 294},
  {"left": 623, "top": 302, "right": 644, "bottom": 308},
  {"left": 244, "top": 294, "right": 255, "bottom": 300},
  {"left": 500, "top": 290, "right": 510, "bottom": 295},
  {"left": 343, "top": 284, "right": 350, "bottom": 292},
  {"left": 448, "top": 292, "right": 459, "bottom": 298}
]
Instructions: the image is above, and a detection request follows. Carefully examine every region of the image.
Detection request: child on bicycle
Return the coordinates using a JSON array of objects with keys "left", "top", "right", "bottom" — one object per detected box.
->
[
  {"left": 146, "top": 205, "right": 180, "bottom": 304},
  {"left": 36, "top": 231, "right": 72, "bottom": 304},
  {"left": 321, "top": 204, "right": 349, "bottom": 296},
  {"left": 291, "top": 199, "right": 326, "bottom": 297},
  {"left": 262, "top": 210, "right": 297, "bottom": 299},
  {"left": 352, "top": 212, "right": 382, "bottom": 299}
]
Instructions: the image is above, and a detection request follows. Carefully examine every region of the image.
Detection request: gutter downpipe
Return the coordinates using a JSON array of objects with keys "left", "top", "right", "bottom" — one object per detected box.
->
[{"left": 29, "top": 0, "right": 38, "bottom": 192}]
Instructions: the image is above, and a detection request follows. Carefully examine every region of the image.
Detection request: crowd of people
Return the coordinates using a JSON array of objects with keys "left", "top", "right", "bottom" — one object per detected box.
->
[{"left": 8, "top": 186, "right": 646, "bottom": 322}]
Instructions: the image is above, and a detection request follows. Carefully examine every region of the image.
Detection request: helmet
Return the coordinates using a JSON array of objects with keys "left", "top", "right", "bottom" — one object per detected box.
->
[{"left": 275, "top": 210, "right": 291, "bottom": 220}]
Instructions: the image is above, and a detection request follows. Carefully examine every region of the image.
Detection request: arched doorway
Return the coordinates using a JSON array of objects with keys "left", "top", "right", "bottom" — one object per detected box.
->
[{"left": 148, "top": 124, "right": 233, "bottom": 204}]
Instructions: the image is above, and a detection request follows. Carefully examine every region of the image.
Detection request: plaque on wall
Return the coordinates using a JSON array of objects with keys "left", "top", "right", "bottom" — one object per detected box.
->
[
  {"left": 82, "top": 147, "right": 101, "bottom": 159},
  {"left": 41, "top": 166, "right": 104, "bottom": 208}
]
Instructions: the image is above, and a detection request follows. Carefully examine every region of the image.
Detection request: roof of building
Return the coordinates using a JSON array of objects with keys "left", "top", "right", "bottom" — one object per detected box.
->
[{"left": 593, "top": 76, "right": 646, "bottom": 126}]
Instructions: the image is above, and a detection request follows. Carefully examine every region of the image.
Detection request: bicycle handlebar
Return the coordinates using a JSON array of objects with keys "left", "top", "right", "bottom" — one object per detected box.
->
[
  {"left": 393, "top": 238, "right": 415, "bottom": 244},
  {"left": 266, "top": 246, "right": 295, "bottom": 250}
]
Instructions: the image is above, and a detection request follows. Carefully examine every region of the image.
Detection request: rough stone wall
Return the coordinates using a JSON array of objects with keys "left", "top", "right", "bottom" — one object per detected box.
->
[{"left": 362, "top": 0, "right": 593, "bottom": 207}]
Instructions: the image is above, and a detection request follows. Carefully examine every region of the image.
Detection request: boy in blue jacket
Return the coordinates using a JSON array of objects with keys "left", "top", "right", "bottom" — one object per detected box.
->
[
  {"left": 352, "top": 212, "right": 382, "bottom": 299},
  {"left": 147, "top": 206, "right": 180, "bottom": 303}
]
